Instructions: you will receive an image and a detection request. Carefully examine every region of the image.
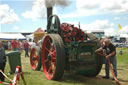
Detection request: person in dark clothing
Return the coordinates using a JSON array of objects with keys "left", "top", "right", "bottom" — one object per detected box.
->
[
  {"left": 95, "top": 39, "right": 117, "bottom": 79},
  {"left": 23, "top": 40, "right": 29, "bottom": 57},
  {"left": 0, "top": 41, "right": 6, "bottom": 81}
]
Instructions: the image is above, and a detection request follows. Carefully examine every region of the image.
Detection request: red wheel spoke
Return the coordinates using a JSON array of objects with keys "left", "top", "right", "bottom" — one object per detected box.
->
[
  {"left": 45, "top": 47, "right": 50, "bottom": 52},
  {"left": 52, "top": 50, "right": 56, "bottom": 60},
  {"left": 44, "top": 59, "right": 48, "bottom": 63},
  {"left": 48, "top": 66, "right": 52, "bottom": 73},
  {"left": 48, "top": 39, "right": 52, "bottom": 47},
  {"left": 53, "top": 57, "right": 56, "bottom": 60},
  {"left": 35, "top": 56, "right": 38, "bottom": 60},
  {"left": 53, "top": 48, "right": 55, "bottom": 52},
  {"left": 48, "top": 61, "right": 51, "bottom": 66},
  {"left": 53, "top": 50, "right": 56, "bottom": 56},
  {"left": 51, "top": 44, "right": 54, "bottom": 52}
]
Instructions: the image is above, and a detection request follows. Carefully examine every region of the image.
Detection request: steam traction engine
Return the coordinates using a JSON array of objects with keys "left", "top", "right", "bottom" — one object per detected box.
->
[{"left": 30, "top": 8, "right": 103, "bottom": 80}]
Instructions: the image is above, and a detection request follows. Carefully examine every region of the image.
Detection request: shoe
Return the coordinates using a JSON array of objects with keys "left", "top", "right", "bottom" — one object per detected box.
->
[{"left": 102, "top": 76, "right": 109, "bottom": 79}]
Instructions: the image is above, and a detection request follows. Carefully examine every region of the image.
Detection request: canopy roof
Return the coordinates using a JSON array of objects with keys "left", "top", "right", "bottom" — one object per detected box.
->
[{"left": 0, "top": 33, "right": 26, "bottom": 40}]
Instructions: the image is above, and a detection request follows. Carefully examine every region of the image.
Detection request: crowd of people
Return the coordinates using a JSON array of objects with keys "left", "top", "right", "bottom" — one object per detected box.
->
[
  {"left": 0, "top": 39, "right": 33, "bottom": 81},
  {"left": 1, "top": 39, "right": 30, "bottom": 58},
  {"left": 0, "top": 39, "right": 31, "bottom": 81},
  {"left": 10, "top": 39, "right": 22, "bottom": 51}
]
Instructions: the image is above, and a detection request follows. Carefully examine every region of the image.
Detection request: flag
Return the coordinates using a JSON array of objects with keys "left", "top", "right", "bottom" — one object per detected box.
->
[{"left": 118, "top": 24, "right": 122, "bottom": 30}]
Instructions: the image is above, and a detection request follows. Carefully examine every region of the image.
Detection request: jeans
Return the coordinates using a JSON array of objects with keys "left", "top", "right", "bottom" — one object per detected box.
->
[
  {"left": 0, "top": 62, "right": 6, "bottom": 81},
  {"left": 24, "top": 48, "right": 29, "bottom": 57},
  {"left": 105, "top": 55, "right": 117, "bottom": 77}
]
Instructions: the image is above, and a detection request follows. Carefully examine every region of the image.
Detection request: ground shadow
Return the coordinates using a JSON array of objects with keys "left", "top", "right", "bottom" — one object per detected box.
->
[{"left": 59, "top": 72, "right": 117, "bottom": 85}]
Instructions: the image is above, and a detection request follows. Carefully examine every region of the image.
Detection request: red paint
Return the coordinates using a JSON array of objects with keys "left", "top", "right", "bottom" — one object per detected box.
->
[
  {"left": 30, "top": 48, "right": 39, "bottom": 70},
  {"left": 60, "top": 23, "right": 84, "bottom": 43},
  {"left": 42, "top": 36, "right": 56, "bottom": 80}
]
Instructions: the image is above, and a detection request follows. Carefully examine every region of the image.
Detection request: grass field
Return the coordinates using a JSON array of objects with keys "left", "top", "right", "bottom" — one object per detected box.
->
[{"left": 3, "top": 48, "right": 128, "bottom": 85}]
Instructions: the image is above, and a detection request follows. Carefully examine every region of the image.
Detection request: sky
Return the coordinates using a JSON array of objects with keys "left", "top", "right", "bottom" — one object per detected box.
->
[{"left": 0, "top": 0, "right": 128, "bottom": 36}]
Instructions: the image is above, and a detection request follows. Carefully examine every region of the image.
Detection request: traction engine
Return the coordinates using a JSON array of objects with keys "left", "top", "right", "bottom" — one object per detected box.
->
[{"left": 30, "top": 7, "right": 103, "bottom": 80}]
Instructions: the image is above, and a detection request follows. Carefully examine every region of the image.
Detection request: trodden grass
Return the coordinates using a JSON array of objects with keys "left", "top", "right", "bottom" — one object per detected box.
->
[{"left": 3, "top": 48, "right": 128, "bottom": 85}]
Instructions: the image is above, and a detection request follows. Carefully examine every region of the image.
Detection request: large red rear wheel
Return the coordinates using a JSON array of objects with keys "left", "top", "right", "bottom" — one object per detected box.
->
[
  {"left": 30, "top": 46, "right": 41, "bottom": 70},
  {"left": 41, "top": 34, "right": 65, "bottom": 80}
]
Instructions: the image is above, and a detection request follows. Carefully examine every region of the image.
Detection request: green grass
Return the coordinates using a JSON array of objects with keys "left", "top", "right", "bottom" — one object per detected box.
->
[
  {"left": 3, "top": 48, "right": 128, "bottom": 85},
  {"left": 116, "top": 48, "right": 128, "bottom": 65}
]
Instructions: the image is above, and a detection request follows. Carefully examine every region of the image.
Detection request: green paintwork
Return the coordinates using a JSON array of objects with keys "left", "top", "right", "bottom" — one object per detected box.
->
[{"left": 65, "top": 41, "right": 101, "bottom": 75}]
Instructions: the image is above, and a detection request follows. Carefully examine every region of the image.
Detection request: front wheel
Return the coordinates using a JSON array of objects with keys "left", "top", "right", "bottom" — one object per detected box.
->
[{"left": 41, "top": 34, "right": 65, "bottom": 80}]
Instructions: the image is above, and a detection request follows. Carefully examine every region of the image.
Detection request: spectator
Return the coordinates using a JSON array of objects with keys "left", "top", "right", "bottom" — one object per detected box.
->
[
  {"left": 23, "top": 40, "right": 29, "bottom": 57},
  {"left": 95, "top": 39, "right": 117, "bottom": 79},
  {"left": 0, "top": 41, "right": 6, "bottom": 82},
  {"left": 11, "top": 39, "right": 17, "bottom": 51},
  {"left": 8, "top": 41, "right": 11, "bottom": 51},
  {"left": 16, "top": 40, "right": 20, "bottom": 51},
  {"left": 31, "top": 40, "right": 36, "bottom": 49},
  {"left": 20, "top": 40, "right": 23, "bottom": 52},
  {"left": 2, "top": 41, "right": 8, "bottom": 50}
]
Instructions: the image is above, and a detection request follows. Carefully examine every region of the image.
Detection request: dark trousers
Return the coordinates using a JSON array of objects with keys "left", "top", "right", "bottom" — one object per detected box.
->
[
  {"left": 0, "top": 62, "right": 6, "bottom": 81},
  {"left": 105, "top": 56, "right": 117, "bottom": 77},
  {"left": 24, "top": 48, "right": 29, "bottom": 57}
]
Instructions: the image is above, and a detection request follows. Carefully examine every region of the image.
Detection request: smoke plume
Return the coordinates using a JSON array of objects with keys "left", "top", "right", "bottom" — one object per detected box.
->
[{"left": 45, "top": 0, "right": 71, "bottom": 7}]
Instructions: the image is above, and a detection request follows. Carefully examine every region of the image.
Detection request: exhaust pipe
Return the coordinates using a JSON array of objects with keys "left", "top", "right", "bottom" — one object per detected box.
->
[{"left": 47, "top": 7, "right": 53, "bottom": 23}]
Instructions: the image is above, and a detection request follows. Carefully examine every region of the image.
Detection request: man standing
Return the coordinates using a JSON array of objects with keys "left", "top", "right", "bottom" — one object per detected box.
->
[
  {"left": 16, "top": 40, "right": 20, "bottom": 51},
  {"left": 11, "top": 39, "right": 17, "bottom": 51},
  {"left": 0, "top": 41, "right": 6, "bottom": 81},
  {"left": 95, "top": 39, "right": 117, "bottom": 79},
  {"left": 23, "top": 40, "right": 29, "bottom": 57}
]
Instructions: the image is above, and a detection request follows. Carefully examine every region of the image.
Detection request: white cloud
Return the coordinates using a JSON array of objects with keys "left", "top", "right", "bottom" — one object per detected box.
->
[
  {"left": 66, "top": 19, "right": 116, "bottom": 36},
  {"left": 12, "top": 26, "right": 20, "bottom": 30},
  {"left": 61, "top": 0, "right": 128, "bottom": 18},
  {"left": 114, "top": 17, "right": 120, "bottom": 20},
  {"left": 22, "top": 0, "right": 46, "bottom": 20},
  {"left": 104, "top": 28, "right": 116, "bottom": 36},
  {"left": 77, "top": 0, "right": 128, "bottom": 13},
  {"left": 20, "top": 30, "right": 26, "bottom": 32},
  {"left": 22, "top": 0, "right": 58, "bottom": 20},
  {"left": 0, "top": 4, "right": 20, "bottom": 24},
  {"left": 119, "top": 25, "right": 128, "bottom": 34}
]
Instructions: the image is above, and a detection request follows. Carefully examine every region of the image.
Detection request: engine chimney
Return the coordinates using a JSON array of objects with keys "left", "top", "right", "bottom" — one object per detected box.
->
[{"left": 47, "top": 7, "right": 53, "bottom": 23}]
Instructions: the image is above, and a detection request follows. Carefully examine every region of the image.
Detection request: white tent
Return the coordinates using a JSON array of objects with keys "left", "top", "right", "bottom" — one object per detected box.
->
[
  {"left": 0, "top": 33, "right": 26, "bottom": 40},
  {"left": 120, "top": 34, "right": 128, "bottom": 38}
]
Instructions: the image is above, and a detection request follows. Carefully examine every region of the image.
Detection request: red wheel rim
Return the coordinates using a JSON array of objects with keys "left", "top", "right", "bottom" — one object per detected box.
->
[
  {"left": 30, "top": 48, "right": 39, "bottom": 70},
  {"left": 42, "top": 36, "right": 56, "bottom": 80}
]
